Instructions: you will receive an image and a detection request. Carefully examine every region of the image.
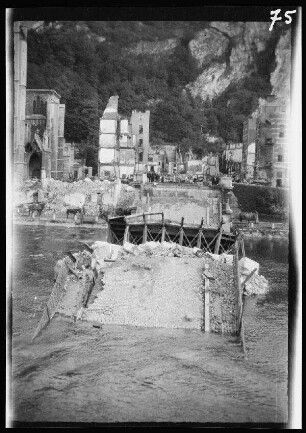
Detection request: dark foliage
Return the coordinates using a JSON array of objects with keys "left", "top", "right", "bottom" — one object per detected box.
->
[{"left": 26, "top": 21, "right": 283, "bottom": 171}]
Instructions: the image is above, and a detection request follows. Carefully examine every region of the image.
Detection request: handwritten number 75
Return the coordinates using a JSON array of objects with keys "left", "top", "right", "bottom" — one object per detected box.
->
[{"left": 269, "top": 9, "right": 296, "bottom": 31}]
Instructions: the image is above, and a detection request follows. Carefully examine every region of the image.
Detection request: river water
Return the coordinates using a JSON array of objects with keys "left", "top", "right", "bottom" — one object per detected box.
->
[{"left": 9, "top": 225, "right": 289, "bottom": 426}]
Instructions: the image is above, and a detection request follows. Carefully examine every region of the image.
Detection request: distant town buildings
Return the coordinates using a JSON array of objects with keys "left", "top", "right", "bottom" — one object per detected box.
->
[{"left": 148, "top": 144, "right": 184, "bottom": 176}]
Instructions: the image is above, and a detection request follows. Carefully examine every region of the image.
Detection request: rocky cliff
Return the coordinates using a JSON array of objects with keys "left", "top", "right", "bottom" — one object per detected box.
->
[
  {"left": 187, "top": 22, "right": 290, "bottom": 101},
  {"left": 126, "top": 21, "right": 291, "bottom": 102},
  {"left": 270, "top": 29, "right": 291, "bottom": 100}
]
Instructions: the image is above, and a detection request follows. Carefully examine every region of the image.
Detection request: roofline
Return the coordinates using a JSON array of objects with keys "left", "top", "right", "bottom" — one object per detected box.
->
[{"left": 26, "top": 89, "right": 61, "bottom": 99}]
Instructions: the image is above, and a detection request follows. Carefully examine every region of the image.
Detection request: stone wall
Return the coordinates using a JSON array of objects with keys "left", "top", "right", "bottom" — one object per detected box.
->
[
  {"left": 204, "top": 260, "right": 238, "bottom": 335},
  {"left": 138, "top": 185, "right": 222, "bottom": 227}
]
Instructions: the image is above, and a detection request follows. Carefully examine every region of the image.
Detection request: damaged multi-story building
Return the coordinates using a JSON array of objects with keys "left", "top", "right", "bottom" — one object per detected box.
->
[
  {"left": 98, "top": 95, "right": 150, "bottom": 181},
  {"left": 242, "top": 117, "right": 257, "bottom": 180},
  {"left": 13, "top": 22, "right": 76, "bottom": 182},
  {"left": 242, "top": 95, "right": 289, "bottom": 187}
]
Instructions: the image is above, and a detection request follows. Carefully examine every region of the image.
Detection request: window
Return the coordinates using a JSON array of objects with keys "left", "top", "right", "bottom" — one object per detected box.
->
[
  {"left": 139, "top": 125, "right": 143, "bottom": 134},
  {"left": 277, "top": 171, "right": 282, "bottom": 178},
  {"left": 139, "top": 152, "right": 143, "bottom": 162},
  {"left": 33, "top": 96, "right": 46, "bottom": 115},
  {"left": 278, "top": 154, "right": 283, "bottom": 162},
  {"left": 276, "top": 179, "right": 283, "bottom": 187},
  {"left": 265, "top": 138, "right": 273, "bottom": 145},
  {"left": 279, "top": 132, "right": 284, "bottom": 138},
  {"left": 139, "top": 139, "right": 143, "bottom": 147}
]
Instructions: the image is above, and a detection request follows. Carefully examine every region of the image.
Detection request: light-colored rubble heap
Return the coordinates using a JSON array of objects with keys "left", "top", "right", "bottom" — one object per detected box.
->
[
  {"left": 239, "top": 256, "right": 268, "bottom": 296},
  {"left": 84, "top": 255, "right": 205, "bottom": 330},
  {"left": 206, "top": 253, "right": 268, "bottom": 296},
  {"left": 14, "top": 178, "right": 137, "bottom": 216},
  {"left": 47, "top": 241, "right": 269, "bottom": 335}
]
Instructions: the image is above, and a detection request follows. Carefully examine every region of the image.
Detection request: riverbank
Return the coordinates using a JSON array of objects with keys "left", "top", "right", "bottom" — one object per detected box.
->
[
  {"left": 237, "top": 227, "right": 288, "bottom": 239},
  {"left": 12, "top": 216, "right": 108, "bottom": 229},
  {"left": 12, "top": 217, "right": 288, "bottom": 239}
]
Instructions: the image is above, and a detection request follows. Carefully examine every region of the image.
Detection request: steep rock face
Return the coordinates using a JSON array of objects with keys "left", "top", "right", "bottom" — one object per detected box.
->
[
  {"left": 128, "top": 38, "right": 178, "bottom": 56},
  {"left": 187, "top": 22, "right": 281, "bottom": 100},
  {"left": 189, "top": 27, "right": 229, "bottom": 67},
  {"left": 270, "top": 29, "right": 291, "bottom": 100}
]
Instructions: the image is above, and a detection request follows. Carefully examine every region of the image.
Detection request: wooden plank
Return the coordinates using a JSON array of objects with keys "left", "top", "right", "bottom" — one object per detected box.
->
[
  {"left": 142, "top": 214, "right": 147, "bottom": 243},
  {"left": 179, "top": 217, "right": 184, "bottom": 246},
  {"left": 234, "top": 240, "right": 243, "bottom": 337},
  {"left": 125, "top": 211, "right": 163, "bottom": 221},
  {"left": 241, "top": 267, "right": 257, "bottom": 288},
  {"left": 123, "top": 224, "right": 130, "bottom": 243},
  {"left": 161, "top": 224, "right": 166, "bottom": 242},
  {"left": 197, "top": 218, "right": 203, "bottom": 248},
  {"left": 241, "top": 237, "right": 246, "bottom": 257},
  {"left": 197, "top": 230, "right": 202, "bottom": 248},
  {"left": 204, "top": 278, "right": 210, "bottom": 332},
  {"left": 206, "top": 207, "right": 210, "bottom": 227},
  {"left": 214, "top": 226, "right": 223, "bottom": 254}
]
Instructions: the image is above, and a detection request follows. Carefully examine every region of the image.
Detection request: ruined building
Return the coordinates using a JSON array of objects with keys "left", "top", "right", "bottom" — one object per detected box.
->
[
  {"left": 130, "top": 109, "right": 150, "bottom": 174},
  {"left": 242, "top": 96, "right": 289, "bottom": 187},
  {"left": 99, "top": 96, "right": 150, "bottom": 180},
  {"left": 13, "top": 22, "right": 74, "bottom": 182},
  {"left": 242, "top": 117, "right": 256, "bottom": 180}
]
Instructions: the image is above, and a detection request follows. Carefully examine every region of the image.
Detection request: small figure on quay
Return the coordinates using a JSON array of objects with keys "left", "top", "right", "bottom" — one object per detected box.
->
[
  {"left": 74, "top": 211, "right": 83, "bottom": 225},
  {"left": 67, "top": 207, "right": 85, "bottom": 224}
]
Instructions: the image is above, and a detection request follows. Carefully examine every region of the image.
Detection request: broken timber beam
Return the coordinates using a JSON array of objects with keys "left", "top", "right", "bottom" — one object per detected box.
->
[
  {"left": 197, "top": 218, "right": 204, "bottom": 249},
  {"left": 161, "top": 212, "right": 166, "bottom": 242},
  {"left": 241, "top": 268, "right": 257, "bottom": 288},
  {"left": 203, "top": 277, "right": 210, "bottom": 332},
  {"left": 142, "top": 213, "right": 148, "bottom": 243},
  {"left": 179, "top": 217, "right": 184, "bottom": 246},
  {"left": 214, "top": 225, "right": 223, "bottom": 254}
]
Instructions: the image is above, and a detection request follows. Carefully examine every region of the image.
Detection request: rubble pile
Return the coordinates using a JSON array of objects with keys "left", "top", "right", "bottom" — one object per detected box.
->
[
  {"left": 43, "top": 240, "right": 269, "bottom": 334},
  {"left": 238, "top": 256, "right": 268, "bottom": 296},
  {"left": 14, "top": 178, "right": 138, "bottom": 216},
  {"left": 204, "top": 253, "right": 268, "bottom": 296},
  {"left": 121, "top": 241, "right": 206, "bottom": 258},
  {"left": 84, "top": 255, "right": 205, "bottom": 330},
  {"left": 43, "top": 179, "right": 112, "bottom": 215}
]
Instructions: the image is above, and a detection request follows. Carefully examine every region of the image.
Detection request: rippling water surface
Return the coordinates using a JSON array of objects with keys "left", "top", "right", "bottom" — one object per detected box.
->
[{"left": 10, "top": 226, "right": 288, "bottom": 425}]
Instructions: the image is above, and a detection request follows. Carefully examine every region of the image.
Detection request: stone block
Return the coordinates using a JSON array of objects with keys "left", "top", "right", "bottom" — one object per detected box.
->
[
  {"left": 92, "top": 241, "right": 113, "bottom": 261},
  {"left": 123, "top": 242, "right": 136, "bottom": 254},
  {"left": 239, "top": 256, "right": 259, "bottom": 276}
]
